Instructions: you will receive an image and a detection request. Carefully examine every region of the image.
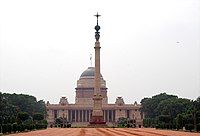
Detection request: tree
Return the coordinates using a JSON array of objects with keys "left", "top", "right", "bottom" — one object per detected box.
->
[
  {"left": 17, "top": 112, "right": 30, "bottom": 122},
  {"left": 35, "top": 100, "right": 46, "bottom": 115},
  {"left": 141, "top": 93, "right": 177, "bottom": 118},
  {"left": 141, "top": 93, "right": 198, "bottom": 131},
  {"left": 33, "top": 113, "right": 44, "bottom": 121},
  {"left": 0, "top": 92, "right": 48, "bottom": 134}
]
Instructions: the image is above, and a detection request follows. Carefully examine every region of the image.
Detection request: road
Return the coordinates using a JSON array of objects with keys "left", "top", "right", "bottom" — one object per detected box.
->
[{"left": 8, "top": 128, "right": 200, "bottom": 136}]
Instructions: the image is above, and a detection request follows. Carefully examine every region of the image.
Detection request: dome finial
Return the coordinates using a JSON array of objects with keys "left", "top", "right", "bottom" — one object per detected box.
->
[{"left": 90, "top": 53, "right": 92, "bottom": 67}]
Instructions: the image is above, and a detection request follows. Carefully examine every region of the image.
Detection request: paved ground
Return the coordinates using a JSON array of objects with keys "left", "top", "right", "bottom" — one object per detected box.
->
[{"left": 8, "top": 128, "right": 200, "bottom": 136}]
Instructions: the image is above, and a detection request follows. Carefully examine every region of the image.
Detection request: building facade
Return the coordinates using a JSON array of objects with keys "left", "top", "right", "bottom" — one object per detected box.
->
[{"left": 46, "top": 67, "right": 143, "bottom": 127}]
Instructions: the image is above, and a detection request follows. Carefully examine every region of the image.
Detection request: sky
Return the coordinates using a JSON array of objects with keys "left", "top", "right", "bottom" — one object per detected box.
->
[{"left": 0, "top": 0, "right": 199, "bottom": 104}]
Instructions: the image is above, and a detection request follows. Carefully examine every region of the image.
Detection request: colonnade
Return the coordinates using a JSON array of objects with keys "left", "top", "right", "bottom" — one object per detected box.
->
[
  {"left": 103, "top": 110, "right": 115, "bottom": 122},
  {"left": 68, "top": 110, "right": 92, "bottom": 122},
  {"left": 54, "top": 109, "right": 116, "bottom": 122}
]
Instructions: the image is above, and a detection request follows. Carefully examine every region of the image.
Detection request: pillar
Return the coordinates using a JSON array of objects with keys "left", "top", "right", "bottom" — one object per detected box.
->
[{"left": 75, "top": 110, "right": 76, "bottom": 122}]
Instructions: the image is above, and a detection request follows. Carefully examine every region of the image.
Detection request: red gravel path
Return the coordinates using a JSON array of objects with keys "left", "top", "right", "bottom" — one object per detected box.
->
[{"left": 8, "top": 128, "right": 200, "bottom": 136}]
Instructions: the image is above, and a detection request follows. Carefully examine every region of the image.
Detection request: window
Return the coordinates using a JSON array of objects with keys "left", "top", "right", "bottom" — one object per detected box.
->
[
  {"left": 54, "top": 110, "right": 57, "bottom": 119},
  {"left": 127, "top": 110, "right": 130, "bottom": 118}
]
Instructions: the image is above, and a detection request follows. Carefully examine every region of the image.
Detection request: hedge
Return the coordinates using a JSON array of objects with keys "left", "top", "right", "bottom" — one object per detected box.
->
[{"left": 185, "top": 124, "right": 194, "bottom": 132}]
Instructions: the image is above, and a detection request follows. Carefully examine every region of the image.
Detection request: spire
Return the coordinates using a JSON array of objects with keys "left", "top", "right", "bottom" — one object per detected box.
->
[
  {"left": 94, "top": 12, "right": 101, "bottom": 41},
  {"left": 90, "top": 53, "right": 92, "bottom": 67}
]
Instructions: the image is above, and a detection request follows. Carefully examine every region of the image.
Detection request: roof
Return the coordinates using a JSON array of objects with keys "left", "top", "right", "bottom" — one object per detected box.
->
[{"left": 80, "top": 67, "right": 103, "bottom": 78}]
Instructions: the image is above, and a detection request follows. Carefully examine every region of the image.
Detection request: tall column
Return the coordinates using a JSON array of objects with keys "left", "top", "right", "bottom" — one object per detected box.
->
[
  {"left": 94, "top": 41, "right": 101, "bottom": 96},
  {"left": 90, "top": 13, "right": 105, "bottom": 125},
  {"left": 92, "top": 41, "right": 103, "bottom": 117}
]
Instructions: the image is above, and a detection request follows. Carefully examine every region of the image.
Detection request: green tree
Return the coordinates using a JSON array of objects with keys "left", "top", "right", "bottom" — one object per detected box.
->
[
  {"left": 141, "top": 93, "right": 199, "bottom": 131},
  {"left": 35, "top": 100, "right": 46, "bottom": 115},
  {"left": 17, "top": 112, "right": 30, "bottom": 122},
  {"left": 0, "top": 92, "right": 48, "bottom": 133},
  {"left": 141, "top": 93, "right": 177, "bottom": 118},
  {"left": 33, "top": 113, "right": 44, "bottom": 121}
]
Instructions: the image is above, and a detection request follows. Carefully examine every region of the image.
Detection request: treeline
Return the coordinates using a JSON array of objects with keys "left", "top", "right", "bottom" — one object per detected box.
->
[
  {"left": 0, "top": 92, "right": 47, "bottom": 134},
  {"left": 141, "top": 93, "right": 200, "bottom": 132}
]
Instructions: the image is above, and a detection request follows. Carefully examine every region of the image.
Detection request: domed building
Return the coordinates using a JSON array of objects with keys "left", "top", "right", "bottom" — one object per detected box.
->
[
  {"left": 46, "top": 67, "right": 143, "bottom": 127},
  {"left": 76, "top": 67, "right": 108, "bottom": 105},
  {"left": 46, "top": 14, "right": 143, "bottom": 127}
]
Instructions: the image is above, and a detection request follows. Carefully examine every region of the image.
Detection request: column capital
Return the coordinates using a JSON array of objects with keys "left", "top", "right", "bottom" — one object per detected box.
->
[{"left": 95, "top": 41, "right": 101, "bottom": 48}]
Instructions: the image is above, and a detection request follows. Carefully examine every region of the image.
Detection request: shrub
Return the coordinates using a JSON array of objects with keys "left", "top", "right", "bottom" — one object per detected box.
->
[
  {"left": 29, "top": 124, "right": 34, "bottom": 130},
  {"left": 32, "top": 124, "right": 36, "bottom": 130},
  {"left": 18, "top": 124, "right": 25, "bottom": 132},
  {"left": 24, "top": 123, "right": 35, "bottom": 131},
  {"left": 155, "top": 124, "right": 160, "bottom": 129},
  {"left": 2, "top": 124, "right": 7, "bottom": 134},
  {"left": 7, "top": 123, "right": 12, "bottom": 133},
  {"left": 185, "top": 124, "right": 194, "bottom": 132},
  {"left": 33, "top": 113, "right": 44, "bottom": 121},
  {"left": 35, "top": 124, "right": 40, "bottom": 129},
  {"left": 29, "top": 124, "right": 33, "bottom": 130},
  {"left": 67, "top": 123, "right": 71, "bottom": 128},
  {"left": 17, "top": 112, "right": 30, "bottom": 122},
  {"left": 176, "top": 124, "right": 181, "bottom": 130},
  {"left": 17, "top": 124, "right": 21, "bottom": 132},
  {"left": 24, "top": 124, "right": 29, "bottom": 131},
  {"left": 12, "top": 123, "right": 17, "bottom": 133},
  {"left": 44, "top": 124, "right": 47, "bottom": 129},
  {"left": 158, "top": 123, "right": 164, "bottom": 129},
  {"left": 35, "top": 123, "right": 47, "bottom": 130},
  {"left": 22, "top": 124, "right": 25, "bottom": 131},
  {"left": 197, "top": 123, "right": 200, "bottom": 132},
  {"left": 172, "top": 123, "right": 176, "bottom": 129}
]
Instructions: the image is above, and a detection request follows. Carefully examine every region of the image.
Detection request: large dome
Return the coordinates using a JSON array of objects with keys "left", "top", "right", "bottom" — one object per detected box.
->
[{"left": 80, "top": 67, "right": 102, "bottom": 78}]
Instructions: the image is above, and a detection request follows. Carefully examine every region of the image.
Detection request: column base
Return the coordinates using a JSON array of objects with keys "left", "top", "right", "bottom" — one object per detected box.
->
[
  {"left": 88, "top": 116, "right": 107, "bottom": 127},
  {"left": 89, "top": 121, "right": 106, "bottom": 125}
]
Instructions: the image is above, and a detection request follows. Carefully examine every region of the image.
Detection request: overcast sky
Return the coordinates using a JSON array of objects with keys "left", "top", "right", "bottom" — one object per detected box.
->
[{"left": 0, "top": 0, "right": 199, "bottom": 104}]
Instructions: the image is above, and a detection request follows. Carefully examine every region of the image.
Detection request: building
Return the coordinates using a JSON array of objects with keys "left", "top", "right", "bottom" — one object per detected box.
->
[
  {"left": 46, "top": 14, "right": 143, "bottom": 127},
  {"left": 46, "top": 67, "right": 143, "bottom": 127}
]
